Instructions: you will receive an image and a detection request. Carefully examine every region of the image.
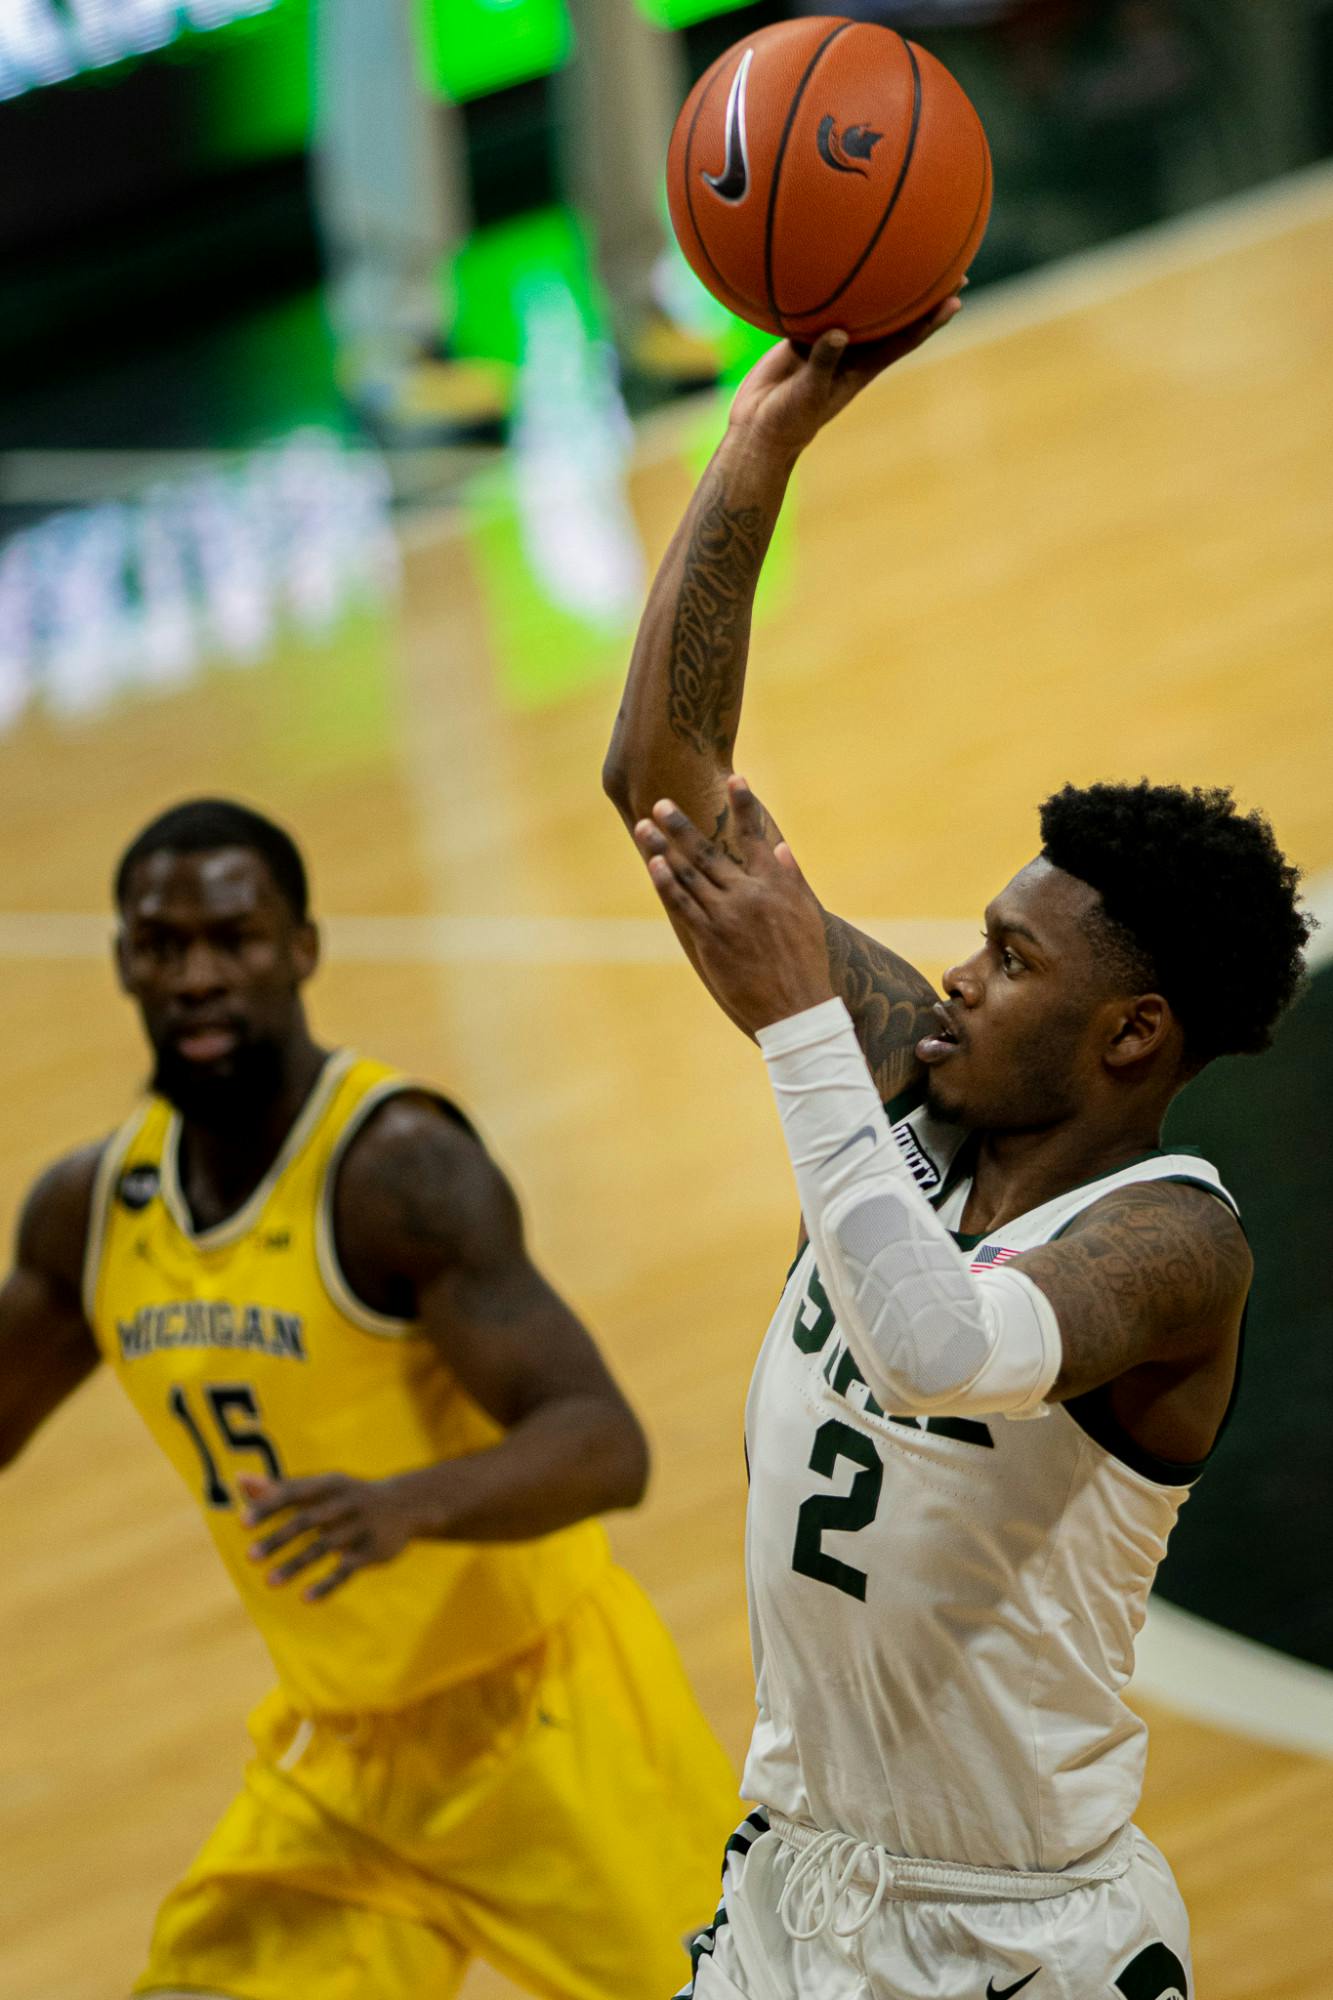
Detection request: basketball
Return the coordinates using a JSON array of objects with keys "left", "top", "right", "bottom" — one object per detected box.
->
[{"left": 666, "top": 17, "right": 992, "bottom": 343}]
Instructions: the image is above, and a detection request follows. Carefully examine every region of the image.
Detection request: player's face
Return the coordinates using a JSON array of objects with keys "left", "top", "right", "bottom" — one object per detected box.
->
[
  {"left": 922, "top": 858, "right": 1117, "bottom": 1132},
  {"left": 116, "top": 848, "right": 317, "bottom": 1126}
]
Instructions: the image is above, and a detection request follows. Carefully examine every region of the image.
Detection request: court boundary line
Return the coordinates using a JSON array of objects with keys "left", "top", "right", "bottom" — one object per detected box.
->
[
  {"left": 1134, "top": 1598, "right": 1333, "bottom": 1758},
  {"left": 0, "top": 911, "right": 975, "bottom": 966},
  {"left": 0, "top": 869, "right": 1326, "bottom": 968}
]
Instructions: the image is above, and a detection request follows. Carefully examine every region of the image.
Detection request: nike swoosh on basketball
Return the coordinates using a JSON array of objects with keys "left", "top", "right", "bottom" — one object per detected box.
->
[
  {"left": 702, "top": 47, "right": 754, "bottom": 203},
  {"left": 986, "top": 1972, "right": 1040, "bottom": 2000}
]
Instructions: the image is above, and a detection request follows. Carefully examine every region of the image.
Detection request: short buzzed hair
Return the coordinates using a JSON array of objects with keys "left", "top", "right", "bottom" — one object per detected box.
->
[
  {"left": 114, "top": 799, "right": 310, "bottom": 921},
  {"left": 1039, "top": 779, "right": 1312, "bottom": 1067}
]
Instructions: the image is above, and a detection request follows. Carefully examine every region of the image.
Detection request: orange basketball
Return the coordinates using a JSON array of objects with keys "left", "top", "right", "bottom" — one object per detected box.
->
[{"left": 666, "top": 16, "right": 992, "bottom": 343}]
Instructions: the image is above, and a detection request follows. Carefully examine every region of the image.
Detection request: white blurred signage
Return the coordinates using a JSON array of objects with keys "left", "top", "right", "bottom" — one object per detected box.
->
[
  {"left": 510, "top": 278, "right": 644, "bottom": 627},
  {"left": 0, "top": 0, "right": 277, "bottom": 100},
  {"left": 0, "top": 430, "right": 400, "bottom": 731}
]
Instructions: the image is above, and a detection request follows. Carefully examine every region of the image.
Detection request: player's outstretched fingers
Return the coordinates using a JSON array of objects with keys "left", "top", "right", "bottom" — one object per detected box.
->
[
  {"left": 649, "top": 799, "right": 730, "bottom": 890},
  {"left": 644, "top": 852, "right": 708, "bottom": 928},
  {"left": 840, "top": 295, "right": 963, "bottom": 392},
  {"left": 249, "top": 1493, "right": 350, "bottom": 1560},
  {"left": 726, "top": 774, "right": 772, "bottom": 854},
  {"left": 635, "top": 816, "right": 708, "bottom": 906},
  {"left": 808, "top": 327, "right": 850, "bottom": 385},
  {"left": 267, "top": 1536, "right": 335, "bottom": 1588},
  {"left": 773, "top": 839, "right": 811, "bottom": 885},
  {"left": 305, "top": 1558, "right": 358, "bottom": 1603},
  {"left": 633, "top": 816, "right": 669, "bottom": 862}
]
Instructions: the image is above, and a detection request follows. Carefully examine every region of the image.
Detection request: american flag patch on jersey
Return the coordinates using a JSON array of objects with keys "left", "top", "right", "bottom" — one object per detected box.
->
[{"left": 970, "top": 1244, "right": 1019, "bottom": 1273}]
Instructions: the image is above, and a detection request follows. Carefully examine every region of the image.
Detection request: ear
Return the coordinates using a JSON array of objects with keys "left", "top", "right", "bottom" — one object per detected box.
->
[
  {"left": 1104, "top": 992, "right": 1175, "bottom": 1070},
  {"left": 292, "top": 921, "right": 320, "bottom": 986}
]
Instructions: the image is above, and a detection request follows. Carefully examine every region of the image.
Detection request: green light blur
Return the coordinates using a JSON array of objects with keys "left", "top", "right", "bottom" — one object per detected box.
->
[
  {"left": 631, "top": 0, "right": 754, "bottom": 27},
  {"left": 447, "top": 203, "right": 788, "bottom": 711},
  {"left": 196, "top": 0, "right": 315, "bottom": 162},
  {"left": 453, "top": 205, "right": 623, "bottom": 708},
  {"left": 449, "top": 202, "right": 609, "bottom": 367},
  {"left": 413, "top": 0, "right": 572, "bottom": 104}
]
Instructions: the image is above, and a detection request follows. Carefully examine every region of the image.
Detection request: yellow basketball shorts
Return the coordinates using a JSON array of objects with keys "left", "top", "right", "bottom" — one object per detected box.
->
[{"left": 135, "top": 1565, "right": 740, "bottom": 2000}]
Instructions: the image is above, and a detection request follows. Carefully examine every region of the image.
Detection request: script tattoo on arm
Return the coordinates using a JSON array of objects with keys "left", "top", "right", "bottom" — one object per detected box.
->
[
  {"left": 656, "top": 470, "right": 941, "bottom": 1092},
  {"left": 1016, "top": 1180, "right": 1253, "bottom": 1403},
  {"left": 667, "top": 473, "right": 771, "bottom": 760},
  {"left": 822, "top": 913, "right": 940, "bottom": 1104}
]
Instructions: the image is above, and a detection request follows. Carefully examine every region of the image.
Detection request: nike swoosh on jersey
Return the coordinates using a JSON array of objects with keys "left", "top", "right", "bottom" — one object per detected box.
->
[
  {"left": 702, "top": 47, "right": 754, "bottom": 203},
  {"left": 986, "top": 1972, "right": 1040, "bottom": 2000}
]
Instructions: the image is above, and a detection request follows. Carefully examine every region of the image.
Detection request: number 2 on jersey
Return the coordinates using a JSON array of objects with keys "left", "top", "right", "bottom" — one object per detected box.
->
[
  {"left": 791, "top": 1418, "right": 883, "bottom": 1601},
  {"left": 168, "top": 1383, "right": 283, "bottom": 1508}
]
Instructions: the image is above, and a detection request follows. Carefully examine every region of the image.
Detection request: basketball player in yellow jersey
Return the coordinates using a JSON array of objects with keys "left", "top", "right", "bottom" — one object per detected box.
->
[{"left": 0, "top": 797, "right": 739, "bottom": 2000}]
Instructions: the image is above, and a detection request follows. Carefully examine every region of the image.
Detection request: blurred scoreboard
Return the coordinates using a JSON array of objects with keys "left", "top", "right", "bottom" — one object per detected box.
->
[
  {"left": 0, "top": 1, "right": 286, "bottom": 102},
  {"left": 0, "top": 2, "right": 313, "bottom": 258},
  {"left": 0, "top": 1, "right": 757, "bottom": 109},
  {"left": 0, "top": 1, "right": 758, "bottom": 207},
  {"left": 0, "top": 1, "right": 762, "bottom": 363}
]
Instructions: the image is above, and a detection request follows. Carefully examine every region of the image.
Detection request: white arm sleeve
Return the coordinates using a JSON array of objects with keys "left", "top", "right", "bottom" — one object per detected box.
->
[{"left": 756, "top": 999, "right": 1061, "bottom": 1420}]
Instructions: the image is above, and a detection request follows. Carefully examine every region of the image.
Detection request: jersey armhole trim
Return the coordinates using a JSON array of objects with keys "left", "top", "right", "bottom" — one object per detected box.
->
[
  {"left": 80, "top": 1103, "right": 153, "bottom": 1330},
  {"left": 315, "top": 1079, "right": 471, "bottom": 1340},
  {"left": 1058, "top": 1171, "right": 1243, "bottom": 1486},
  {"left": 1062, "top": 1391, "right": 1208, "bottom": 1488}
]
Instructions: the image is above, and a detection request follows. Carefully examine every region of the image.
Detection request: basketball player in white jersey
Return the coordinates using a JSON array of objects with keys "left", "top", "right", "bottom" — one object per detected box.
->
[{"left": 604, "top": 323, "right": 1312, "bottom": 1999}]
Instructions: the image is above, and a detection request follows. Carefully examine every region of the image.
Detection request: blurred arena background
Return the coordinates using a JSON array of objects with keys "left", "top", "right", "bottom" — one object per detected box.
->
[{"left": 1, "top": 4, "right": 1331, "bottom": 1996}]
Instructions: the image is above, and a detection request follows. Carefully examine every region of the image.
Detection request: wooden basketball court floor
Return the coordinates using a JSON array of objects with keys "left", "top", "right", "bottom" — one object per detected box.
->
[{"left": 2, "top": 168, "right": 1332, "bottom": 2000}]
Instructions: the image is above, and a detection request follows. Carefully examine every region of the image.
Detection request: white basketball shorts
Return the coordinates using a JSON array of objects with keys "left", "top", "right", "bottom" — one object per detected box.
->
[{"left": 676, "top": 1809, "right": 1192, "bottom": 2000}]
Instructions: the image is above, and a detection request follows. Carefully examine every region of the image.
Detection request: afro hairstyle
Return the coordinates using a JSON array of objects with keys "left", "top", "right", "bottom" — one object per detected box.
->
[{"left": 1039, "top": 780, "right": 1312, "bottom": 1068}]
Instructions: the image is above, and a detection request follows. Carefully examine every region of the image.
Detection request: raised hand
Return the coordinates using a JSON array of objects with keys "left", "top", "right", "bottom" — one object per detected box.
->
[
  {"left": 727, "top": 296, "right": 963, "bottom": 457},
  {"left": 635, "top": 774, "right": 834, "bottom": 1034}
]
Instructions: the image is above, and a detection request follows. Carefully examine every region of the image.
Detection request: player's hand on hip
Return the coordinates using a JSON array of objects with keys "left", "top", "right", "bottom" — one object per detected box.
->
[
  {"left": 635, "top": 775, "right": 834, "bottom": 1034},
  {"left": 240, "top": 1472, "right": 417, "bottom": 1602},
  {"left": 727, "top": 295, "right": 962, "bottom": 457}
]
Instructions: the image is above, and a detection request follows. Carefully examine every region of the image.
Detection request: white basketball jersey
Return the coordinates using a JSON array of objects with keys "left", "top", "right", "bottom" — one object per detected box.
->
[{"left": 741, "top": 1096, "right": 1239, "bottom": 1873}]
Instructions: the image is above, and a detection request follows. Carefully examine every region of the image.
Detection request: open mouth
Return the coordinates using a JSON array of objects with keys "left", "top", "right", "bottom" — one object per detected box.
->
[
  {"left": 916, "top": 1004, "right": 963, "bottom": 1066},
  {"left": 170, "top": 1026, "right": 240, "bottom": 1063}
]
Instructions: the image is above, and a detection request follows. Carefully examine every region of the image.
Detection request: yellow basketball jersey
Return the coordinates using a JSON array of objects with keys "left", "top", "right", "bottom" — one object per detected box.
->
[{"left": 84, "top": 1051, "right": 609, "bottom": 1714}]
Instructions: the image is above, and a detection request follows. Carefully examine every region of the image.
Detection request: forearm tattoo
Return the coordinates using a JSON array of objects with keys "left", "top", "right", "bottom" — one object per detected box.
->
[
  {"left": 667, "top": 474, "right": 770, "bottom": 758},
  {"left": 822, "top": 913, "right": 940, "bottom": 1104}
]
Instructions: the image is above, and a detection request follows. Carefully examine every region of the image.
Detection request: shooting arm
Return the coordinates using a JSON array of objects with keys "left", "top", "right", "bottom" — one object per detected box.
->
[
  {"left": 607, "top": 328, "right": 955, "bottom": 1097},
  {"left": 603, "top": 315, "right": 957, "bottom": 847},
  {"left": 603, "top": 425, "right": 791, "bottom": 844},
  {"left": 0, "top": 1148, "right": 103, "bottom": 1469}
]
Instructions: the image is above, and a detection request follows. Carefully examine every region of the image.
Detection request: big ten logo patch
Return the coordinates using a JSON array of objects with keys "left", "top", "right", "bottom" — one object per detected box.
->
[{"left": 117, "top": 1165, "right": 160, "bottom": 1211}]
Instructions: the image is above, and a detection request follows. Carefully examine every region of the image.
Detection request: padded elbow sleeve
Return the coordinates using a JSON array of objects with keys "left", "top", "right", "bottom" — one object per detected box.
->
[
  {"left": 758, "top": 999, "right": 1061, "bottom": 1421},
  {"left": 823, "top": 1179, "right": 1060, "bottom": 1417}
]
